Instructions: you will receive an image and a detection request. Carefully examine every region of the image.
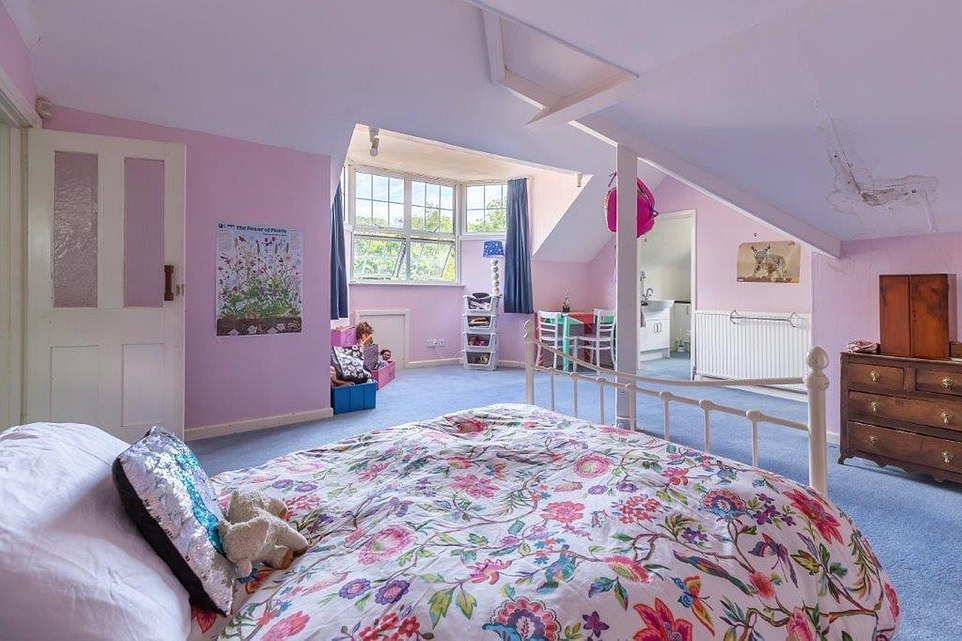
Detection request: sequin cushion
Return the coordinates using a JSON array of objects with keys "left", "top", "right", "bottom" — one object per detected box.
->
[
  {"left": 332, "top": 345, "right": 371, "bottom": 382},
  {"left": 112, "top": 427, "right": 234, "bottom": 614}
]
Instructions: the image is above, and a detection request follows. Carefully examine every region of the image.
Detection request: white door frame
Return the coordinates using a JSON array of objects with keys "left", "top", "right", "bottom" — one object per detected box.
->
[
  {"left": 0, "top": 68, "right": 38, "bottom": 429},
  {"left": 24, "top": 129, "right": 186, "bottom": 439},
  {"left": 635, "top": 209, "right": 697, "bottom": 375}
]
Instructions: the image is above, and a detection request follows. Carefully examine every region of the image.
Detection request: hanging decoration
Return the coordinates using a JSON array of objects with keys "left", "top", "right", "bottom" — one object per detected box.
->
[{"left": 603, "top": 173, "right": 657, "bottom": 237}]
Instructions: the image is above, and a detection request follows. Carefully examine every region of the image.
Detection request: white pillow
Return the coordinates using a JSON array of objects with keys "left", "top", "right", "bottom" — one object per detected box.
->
[{"left": 0, "top": 423, "right": 191, "bottom": 641}]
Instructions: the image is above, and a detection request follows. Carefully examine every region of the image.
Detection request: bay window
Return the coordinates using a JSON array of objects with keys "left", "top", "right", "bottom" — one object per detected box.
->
[{"left": 349, "top": 168, "right": 458, "bottom": 283}]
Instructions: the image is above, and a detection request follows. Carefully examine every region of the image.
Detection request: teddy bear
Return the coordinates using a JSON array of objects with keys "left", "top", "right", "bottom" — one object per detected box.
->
[{"left": 216, "top": 489, "right": 309, "bottom": 577}]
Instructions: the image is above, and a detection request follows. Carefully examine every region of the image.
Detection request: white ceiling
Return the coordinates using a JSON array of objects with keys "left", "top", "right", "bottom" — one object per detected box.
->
[
  {"left": 474, "top": 0, "right": 962, "bottom": 246},
  {"left": 5, "top": 0, "right": 956, "bottom": 259},
  {"left": 346, "top": 124, "right": 576, "bottom": 183}
]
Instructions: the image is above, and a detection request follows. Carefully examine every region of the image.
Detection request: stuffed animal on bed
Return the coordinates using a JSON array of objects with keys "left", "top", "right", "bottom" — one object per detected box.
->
[{"left": 217, "top": 489, "right": 309, "bottom": 577}]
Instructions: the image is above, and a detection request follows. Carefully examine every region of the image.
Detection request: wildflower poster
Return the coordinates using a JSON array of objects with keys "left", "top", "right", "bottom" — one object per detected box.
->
[{"left": 216, "top": 223, "right": 303, "bottom": 336}]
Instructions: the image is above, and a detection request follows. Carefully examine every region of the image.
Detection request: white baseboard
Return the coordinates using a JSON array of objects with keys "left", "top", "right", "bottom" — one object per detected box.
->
[
  {"left": 406, "top": 358, "right": 460, "bottom": 368},
  {"left": 499, "top": 360, "right": 523, "bottom": 368},
  {"left": 186, "top": 407, "right": 334, "bottom": 441}
]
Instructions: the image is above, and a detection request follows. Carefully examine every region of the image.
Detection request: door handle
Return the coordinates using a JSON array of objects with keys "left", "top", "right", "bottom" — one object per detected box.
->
[{"left": 164, "top": 265, "right": 175, "bottom": 301}]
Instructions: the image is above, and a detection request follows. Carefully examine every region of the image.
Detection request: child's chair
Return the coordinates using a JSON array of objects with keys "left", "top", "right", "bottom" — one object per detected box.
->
[
  {"left": 576, "top": 309, "right": 616, "bottom": 368},
  {"left": 536, "top": 311, "right": 576, "bottom": 370}
]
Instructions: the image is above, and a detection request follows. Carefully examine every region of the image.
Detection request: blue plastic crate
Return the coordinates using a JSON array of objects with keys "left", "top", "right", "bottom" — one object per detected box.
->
[{"left": 331, "top": 380, "right": 377, "bottom": 414}]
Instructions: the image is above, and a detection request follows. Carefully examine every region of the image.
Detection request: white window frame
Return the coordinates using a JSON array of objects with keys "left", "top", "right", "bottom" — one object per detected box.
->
[
  {"left": 461, "top": 179, "right": 508, "bottom": 238},
  {"left": 347, "top": 164, "right": 461, "bottom": 285}
]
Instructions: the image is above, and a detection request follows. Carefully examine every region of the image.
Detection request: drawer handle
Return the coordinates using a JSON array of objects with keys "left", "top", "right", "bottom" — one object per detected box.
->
[
  {"left": 944, "top": 451, "right": 954, "bottom": 465},
  {"left": 942, "top": 411, "right": 953, "bottom": 425},
  {"left": 869, "top": 435, "right": 879, "bottom": 447},
  {"left": 870, "top": 370, "right": 880, "bottom": 383},
  {"left": 943, "top": 376, "right": 954, "bottom": 390},
  {"left": 870, "top": 401, "right": 880, "bottom": 413}
]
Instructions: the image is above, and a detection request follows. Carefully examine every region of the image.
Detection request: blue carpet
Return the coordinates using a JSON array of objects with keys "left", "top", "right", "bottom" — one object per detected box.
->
[{"left": 193, "top": 356, "right": 961, "bottom": 640}]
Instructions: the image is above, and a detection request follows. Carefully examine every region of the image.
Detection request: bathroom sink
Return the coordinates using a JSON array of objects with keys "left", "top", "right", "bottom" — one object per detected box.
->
[{"left": 640, "top": 299, "right": 674, "bottom": 312}]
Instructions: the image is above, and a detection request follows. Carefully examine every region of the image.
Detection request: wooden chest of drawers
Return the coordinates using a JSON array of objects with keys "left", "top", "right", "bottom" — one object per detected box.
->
[{"left": 840, "top": 352, "right": 962, "bottom": 483}]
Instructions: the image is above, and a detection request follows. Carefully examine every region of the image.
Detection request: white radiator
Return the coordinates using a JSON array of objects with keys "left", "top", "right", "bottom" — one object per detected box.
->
[{"left": 693, "top": 310, "right": 811, "bottom": 392}]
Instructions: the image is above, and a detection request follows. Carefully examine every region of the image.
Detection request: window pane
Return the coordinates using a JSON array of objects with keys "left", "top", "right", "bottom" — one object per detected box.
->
[
  {"left": 426, "top": 183, "right": 441, "bottom": 208},
  {"left": 389, "top": 202, "right": 404, "bottom": 228},
  {"left": 466, "top": 185, "right": 483, "bottom": 209},
  {"left": 466, "top": 208, "right": 484, "bottom": 232},
  {"left": 389, "top": 177, "right": 404, "bottom": 203},
  {"left": 124, "top": 157, "right": 164, "bottom": 308},
  {"left": 355, "top": 199, "right": 372, "bottom": 225},
  {"left": 439, "top": 208, "right": 454, "bottom": 233},
  {"left": 410, "top": 240, "right": 455, "bottom": 282},
  {"left": 353, "top": 236, "right": 405, "bottom": 280},
  {"left": 53, "top": 151, "right": 98, "bottom": 307},
  {"left": 485, "top": 184, "right": 504, "bottom": 209},
  {"left": 440, "top": 185, "right": 454, "bottom": 209},
  {"left": 411, "top": 205, "right": 426, "bottom": 230},
  {"left": 412, "top": 181, "right": 425, "bottom": 206},
  {"left": 372, "top": 200, "right": 389, "bottom": 227},
  {"left": 372, "top": 174, "right": 389, "bottom": 201},
  {"left": 355, "top": 172, "right": 372, "bottom": 199}
]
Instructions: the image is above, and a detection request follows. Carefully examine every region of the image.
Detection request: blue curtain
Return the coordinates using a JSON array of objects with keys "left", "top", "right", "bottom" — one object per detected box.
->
[
  {"left": 330, "top": 184, "right": 349, "bottom": 319},
  {"left": 504, "top": 178, "right": 533, "bottom": 313}
]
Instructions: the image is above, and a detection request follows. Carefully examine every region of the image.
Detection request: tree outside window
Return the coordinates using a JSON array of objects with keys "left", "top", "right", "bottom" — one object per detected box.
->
[
  {"left": 465, "top": 183, "right": 507, "bottom": 234},
  {"left": 350, "top": 169, "right": 457, "bottom": 283}
]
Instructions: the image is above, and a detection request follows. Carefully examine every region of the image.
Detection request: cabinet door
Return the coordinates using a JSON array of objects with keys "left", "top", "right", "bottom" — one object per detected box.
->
[
  {"left": 880, "top": 275, "right": 911, "bottom": 357},
  {"left": 653, "top": 320, "right": 670, "bottom": 350},
  {"left": 910, "top": 274, "right": 951, "bottom": 360}
]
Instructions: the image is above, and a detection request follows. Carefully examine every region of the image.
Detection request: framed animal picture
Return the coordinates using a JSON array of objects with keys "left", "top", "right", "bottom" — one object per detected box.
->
[{"left": 737, "top": 241, "right": 800, "bottom": 283}]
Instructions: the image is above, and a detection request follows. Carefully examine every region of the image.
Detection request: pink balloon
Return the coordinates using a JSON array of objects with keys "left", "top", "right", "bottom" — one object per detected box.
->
[{"left": 604, "top": 176, "right": 657, "bottom": 237}]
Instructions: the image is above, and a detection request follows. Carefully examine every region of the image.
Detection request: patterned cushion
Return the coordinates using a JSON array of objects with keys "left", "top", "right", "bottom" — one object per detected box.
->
[
  {"left": 112, "top": 428, "right": 234, "bottom": 614},
  {"left": 332, "top": 345, "right": 371, "bottom": 383}
]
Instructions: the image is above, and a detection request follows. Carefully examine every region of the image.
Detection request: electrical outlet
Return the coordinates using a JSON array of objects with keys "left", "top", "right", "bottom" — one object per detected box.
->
[
  {"left": 437, "top": 338, "right": 446, "bottom": 347},
  {"left": 425, "top": 338, "right": 439, "bottom": 347}
]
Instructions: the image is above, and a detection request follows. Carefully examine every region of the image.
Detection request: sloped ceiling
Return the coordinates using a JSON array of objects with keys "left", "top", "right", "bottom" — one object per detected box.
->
[
  {"left": 474, "top": 0, "right": 962, "bottom": 248},
  {"left": 2, "top": 0, "right": 649, "bottom": 261},
  {"left": 5, "top": 0, "right": 957, "bottom": 261}
]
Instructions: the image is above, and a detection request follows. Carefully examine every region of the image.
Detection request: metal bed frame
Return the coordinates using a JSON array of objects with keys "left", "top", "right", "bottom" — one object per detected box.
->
[{"left": 521, "top": 321, "right": 830, "bottom": 494}]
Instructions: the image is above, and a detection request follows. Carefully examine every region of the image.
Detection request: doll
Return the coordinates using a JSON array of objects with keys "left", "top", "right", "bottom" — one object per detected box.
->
[{"left": 355, "top": 321, "right": 374, "bottom": 348}]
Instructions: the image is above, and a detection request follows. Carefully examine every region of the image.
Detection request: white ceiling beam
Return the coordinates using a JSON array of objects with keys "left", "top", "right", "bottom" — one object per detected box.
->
[
  {"left": 481, "top": 10, "right": 506, "bottom": 83},
  {"left": 526, "top": 71, "right": 638, "bottom": 130}
]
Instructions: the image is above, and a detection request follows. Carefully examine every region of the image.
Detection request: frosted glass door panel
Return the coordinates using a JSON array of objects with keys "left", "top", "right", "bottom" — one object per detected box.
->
[
  {"left": 53, "top": 151, "right": 98, "bottom": 307},
  {"left": 124, "top": 157, "right": 165, "bottom": 307}
]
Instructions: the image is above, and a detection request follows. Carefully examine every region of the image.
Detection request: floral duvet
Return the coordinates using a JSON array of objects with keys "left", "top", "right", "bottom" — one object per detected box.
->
[{"left": 191, "top": 404, "right": 899, "bottom": 641}]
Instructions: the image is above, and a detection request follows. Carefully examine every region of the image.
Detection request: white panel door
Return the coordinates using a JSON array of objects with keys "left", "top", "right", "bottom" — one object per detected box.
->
[{"left": 25, "top": 129, "right": 185, "bottom": 441}]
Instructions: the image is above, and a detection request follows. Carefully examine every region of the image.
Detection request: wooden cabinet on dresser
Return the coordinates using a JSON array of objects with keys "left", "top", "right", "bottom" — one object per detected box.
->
[{"left": 840, "top": 352, "right": 962, "bottom": 483}]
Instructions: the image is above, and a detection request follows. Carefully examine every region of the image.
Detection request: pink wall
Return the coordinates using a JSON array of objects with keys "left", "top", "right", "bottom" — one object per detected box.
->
[
  {"left": 587, "top": 237, "right": 617, "bottom": 311},
  {"left": 655, "top": 177, "right": 812, "bottom": 314},
  {"left": 813, "top": 232, "right": 962, "bottom": 434},
  {"left": 585, "top": 178, "right": 813, "bottom": 314},
  {"left": 0, "top": 2, "right": 36, "bottom": 109},
  {"left": 46, "top": 106, "right": 332, "bottom": 430},
  {"left": 349, "top": 238, "right": 595, "bottom": 364}
]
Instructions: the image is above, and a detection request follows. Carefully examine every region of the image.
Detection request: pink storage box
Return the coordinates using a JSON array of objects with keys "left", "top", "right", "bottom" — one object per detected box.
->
[
  {"left": 371, "top": 361, "right": 396, "bottom": 389},
  {"left": 331, "top": 326, "right": 356, "bottom": 347}
]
